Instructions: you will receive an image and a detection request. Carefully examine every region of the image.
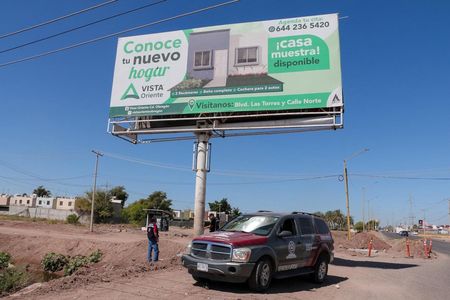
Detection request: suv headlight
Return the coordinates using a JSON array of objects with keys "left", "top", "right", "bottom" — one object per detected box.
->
[
  {"left": 232, "top": 248, "right": 251, "bottom": 262},
  {"left": 184, "top": 242, "right": 192, "bottom": 255}
]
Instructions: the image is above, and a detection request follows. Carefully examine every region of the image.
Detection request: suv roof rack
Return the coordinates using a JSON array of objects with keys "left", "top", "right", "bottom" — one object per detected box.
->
[
  {"left": 257, "top": 210, "right": 273, "bottom": 213},
  {"left": 291, "top": 211, "right": 322, "bottom": 218}
]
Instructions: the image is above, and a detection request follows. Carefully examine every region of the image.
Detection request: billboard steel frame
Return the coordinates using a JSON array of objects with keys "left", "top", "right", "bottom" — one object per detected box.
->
[{"left": 108, "top": 108, "right": 343, "bottom": 143}]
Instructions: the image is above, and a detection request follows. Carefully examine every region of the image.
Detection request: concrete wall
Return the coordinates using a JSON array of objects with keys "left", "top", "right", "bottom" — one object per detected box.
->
[
  {"left": 187, "top": 30, "right": 230, "bottom": 80},
  {"left": 7, "top": 205, "right": 83, "bottom": 222},
  {"left": 36, "top": 197, "right": 56, "bottom": 209},
  {"left": 55, "top": 197, "right": 76, "bottom": 211}
]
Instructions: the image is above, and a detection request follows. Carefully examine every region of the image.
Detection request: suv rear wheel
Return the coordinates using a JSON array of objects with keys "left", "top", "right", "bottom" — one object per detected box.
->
[
  {"left": 311, "top": 254, "right": 328, "bottom": 283},
  {"left": 248, "top": 258, "right": 272, "bottom": 292}
]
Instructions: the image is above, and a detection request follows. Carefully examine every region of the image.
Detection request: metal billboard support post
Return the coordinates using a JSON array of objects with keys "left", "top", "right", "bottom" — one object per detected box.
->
[{"left": 193, "top": 132, "right": 211, "bottom": 236}]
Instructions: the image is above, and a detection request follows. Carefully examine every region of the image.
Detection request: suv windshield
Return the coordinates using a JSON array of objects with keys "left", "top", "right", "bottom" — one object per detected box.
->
[{"left": 221, "top": 215, "right": 279, "bottom": 236}]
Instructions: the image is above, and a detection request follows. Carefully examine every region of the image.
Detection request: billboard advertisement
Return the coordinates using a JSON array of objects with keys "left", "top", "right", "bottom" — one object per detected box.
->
[{"left": 109, "top": 13, "right": 342, "bottom": 117}]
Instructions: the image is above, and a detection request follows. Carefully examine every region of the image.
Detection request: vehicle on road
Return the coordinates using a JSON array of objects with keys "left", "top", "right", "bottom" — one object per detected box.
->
[
  {"left": 182, "top": 211, "right": 334, "bottom": 292},
  {"left": 438, "top": 229, "right": 449, "bottom": 235},
  {"left": 399, "top": 230, "right": 409, "bottom": 237}
]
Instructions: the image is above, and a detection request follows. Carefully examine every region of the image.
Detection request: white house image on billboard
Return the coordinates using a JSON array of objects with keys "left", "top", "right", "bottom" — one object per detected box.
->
[{"left": 171, "top": 29, "right": 283, "bottom": 96}]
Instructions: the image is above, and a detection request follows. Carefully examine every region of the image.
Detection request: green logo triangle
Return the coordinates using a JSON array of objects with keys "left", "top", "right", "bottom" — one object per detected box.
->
[{"left": 121, "top": 83, "right": 139, "bottom": 100}]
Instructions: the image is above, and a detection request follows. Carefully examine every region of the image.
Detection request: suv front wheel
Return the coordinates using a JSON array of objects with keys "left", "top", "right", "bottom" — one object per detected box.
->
[
  {"left": 248, "top": 258, "right": 273, "bottom": 292},
  {"left": 311, "top": 254, "right": 328, "bottom": 283}
]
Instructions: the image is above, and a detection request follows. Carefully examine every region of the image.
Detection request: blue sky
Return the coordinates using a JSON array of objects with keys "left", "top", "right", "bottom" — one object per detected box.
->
[{"left": 1, "top": 0, "right": 449, "bottom": 227}]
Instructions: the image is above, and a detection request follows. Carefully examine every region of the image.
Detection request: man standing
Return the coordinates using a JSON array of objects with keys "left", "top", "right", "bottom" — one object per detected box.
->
[
  {"left": 147, "top": 217, "right": 159, "bottom": 262},
  {"left": 209, "top": 213, "right": 218, "bottom": 232}
]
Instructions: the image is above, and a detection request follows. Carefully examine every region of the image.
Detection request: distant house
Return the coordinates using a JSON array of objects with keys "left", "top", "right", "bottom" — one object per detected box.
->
[
  {"left": 36, "top": 197, "right": 56, "bottom": 209},
  {"left": 179, "top": 209, "right": 195, "bottom": 220},
  {"left": 12, "top": 195, "right": 36, "bottom": 207},
  {"left": 0, "top": 194, "right": 11, "bottom": 206},
  {"left": 173, "top": 210, "right": 182, "bottom": 219},
  {"left": 55, "top": 197, "right": 76, "bottom": 211}
]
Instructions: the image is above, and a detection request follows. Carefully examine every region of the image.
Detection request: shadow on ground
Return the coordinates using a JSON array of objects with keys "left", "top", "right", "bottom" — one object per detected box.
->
[
  {"left": 194, "top": 274, "right": 348, "bottom": 294},
  {"left": 332, "top": 257, "right": 418, "bottom": 269}
]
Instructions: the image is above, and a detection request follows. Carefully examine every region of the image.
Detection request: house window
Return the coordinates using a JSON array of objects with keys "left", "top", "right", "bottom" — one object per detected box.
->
[
  {"left": 68, "top": 202, "right": 72, "bottom": 207},
  {"left": 47, "top": 201, "right": 50, "bottom": 205},
  {"left": 39, "top": 200, "right": 42, "bottom": 205},
  {"left": 236, "top": 47, "right": 258, "bottom": 65},
  {"left": 19, "top": 200, "right": 22, "bottom": 204},
  {"left": 60, "top": 201, "right": 63, "bottom": 206},
  {"left": 194, "top": 51, "right": 212, "bottom": 69},
  {"left": 27, "top": 200, "right": 30, "bottom": 204}
]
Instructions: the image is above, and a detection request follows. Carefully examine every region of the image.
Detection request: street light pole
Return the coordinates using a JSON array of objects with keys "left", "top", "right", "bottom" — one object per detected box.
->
[
  {"left": 343, "top": 148, "right": 369, "bottom": 241},
  {"left": 90, "top": 150, "right": 103, "bottom": 233}
]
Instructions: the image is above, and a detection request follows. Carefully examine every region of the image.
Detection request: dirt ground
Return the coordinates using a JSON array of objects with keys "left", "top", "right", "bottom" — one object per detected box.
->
[{"left": 0, "top": 219, "right": 446, "bottom": 299}]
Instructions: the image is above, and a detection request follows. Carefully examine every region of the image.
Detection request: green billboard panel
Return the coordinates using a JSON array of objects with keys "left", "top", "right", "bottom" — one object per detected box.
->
[{"left": 109, "top": 13, "right": 342, "bottom": 117}]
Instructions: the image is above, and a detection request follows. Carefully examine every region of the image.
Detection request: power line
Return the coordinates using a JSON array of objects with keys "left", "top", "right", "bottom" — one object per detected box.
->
[
  {"left": 0, "top": 0, "right": 240, "bottom": 68},
  {"left": 351, "top": 173, "right": 450, "bottom": 181},
  {"left": 0, "top": 0, "right": 119, "bottom": 40},
  {"left": 0, "top": 0, "right": 168, "bottom": 55}
]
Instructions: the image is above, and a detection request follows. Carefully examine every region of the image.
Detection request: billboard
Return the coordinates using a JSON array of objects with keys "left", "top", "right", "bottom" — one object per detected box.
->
[{"left": 109, "top": 13, "right": 342, "bottom": 118}]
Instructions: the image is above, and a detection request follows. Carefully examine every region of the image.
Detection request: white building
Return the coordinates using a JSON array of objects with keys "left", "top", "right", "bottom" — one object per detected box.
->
[{"left": 36, "top": 197, "right": 56, "bottom": 209}]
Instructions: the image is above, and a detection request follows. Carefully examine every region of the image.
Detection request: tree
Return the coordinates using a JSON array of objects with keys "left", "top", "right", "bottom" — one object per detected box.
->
[
  {"left": 354, "top": 221, "right": 364, "bottom": 232},
  {"left": 122, "top": 191, "right": 173, "bottom": 226},
  {"left": 75, "top": 190, "right": 113, "bottom": 223},
  {"left": 146, "top": 191, "right": 173, "bottom": 212},
  {"left": 208, "top": 198, "right": 232, "bottom": 214},
  {"left": 231, "top": 207, "right": 241, "bottom": 217},
  {"left": 322, "top": 210, "right": 349, "bottom": 230},
  {"left": 33, "top": 185, "right": 51, "bottom": 197},
  {"left": 109, "top": 186, "right": 128, "bottom": 207},
  {"left": 366, "top": 219, "right": 379, "bottom": 231}
]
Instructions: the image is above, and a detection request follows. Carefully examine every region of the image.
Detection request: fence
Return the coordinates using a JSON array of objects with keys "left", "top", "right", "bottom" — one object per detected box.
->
[{"left": 5, "top": 205, "right": 86, "bottom": 222}]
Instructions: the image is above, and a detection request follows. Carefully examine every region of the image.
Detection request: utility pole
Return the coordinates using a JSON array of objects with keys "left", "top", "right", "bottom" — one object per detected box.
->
[
  {"left": 421, "top": 208, "right": 426, "bottom": 235},
  {"left": 193, "top": 133, "right": 211, "bottom": 236},
  {"left": 90, "top": 150, "right": 103, "bottom": 233},
  {"left": 408, "top": 195, "right": 415, "bottom": 231},
  {"left": 343, "top": 148, "right": 369, "bottom": 240},
  {"left": 362, "top": 187, "right": 365, "bottom": 232},
  {"left": 343, "top": 160, "right": 351, "bottom": 240}
]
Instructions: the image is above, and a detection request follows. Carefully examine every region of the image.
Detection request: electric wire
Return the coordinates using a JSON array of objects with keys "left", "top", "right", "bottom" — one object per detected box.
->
[
  {"left": 0, "top": 0, "right": 119, "bottom": 40},
  {"left": 0, "top": 0, "right": 168, "bottom": 54},
  {"left": 351, "top": 173, "right": 450, "bottom": 181},
  {"left": 0, "top": 0, "right": 240, "bottom": 68}
]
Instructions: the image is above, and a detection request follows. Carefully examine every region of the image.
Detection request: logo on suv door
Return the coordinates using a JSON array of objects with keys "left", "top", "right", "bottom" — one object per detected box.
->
[{"left": 287, "top": 241, "right": 296, "bottom": 259}]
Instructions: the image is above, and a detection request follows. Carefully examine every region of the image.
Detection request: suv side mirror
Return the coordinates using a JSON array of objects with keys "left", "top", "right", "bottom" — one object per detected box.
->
[{"left": 278, "top": 230, "right": 292, "bottom": 238}]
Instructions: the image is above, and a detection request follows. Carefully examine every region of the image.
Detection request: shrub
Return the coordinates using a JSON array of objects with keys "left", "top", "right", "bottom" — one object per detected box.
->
[
  {"left": 88, "top": 249, "right": 103, "bottom": 263},
  {"left": 63, "top": 250, "right": 103, "bottom": 276},
  {"left": 66, "top": 214, "right": 80, "bottom": 225},
  {"left": 41, "top": 253, "right": 68, "bottom": 273},
  {"left": 64, "top": 256, "right": 89, "bottom": 276},
  {"left": 0, "top": 267, "right": 29, "bottom": 295},
  {"left": 0, "top": 253, "right": 11, "bottom": 270}
]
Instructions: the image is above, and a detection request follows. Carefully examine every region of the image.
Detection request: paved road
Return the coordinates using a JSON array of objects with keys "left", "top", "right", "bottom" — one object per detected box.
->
[{"left": 381, "top": 232, "right": 450, "bottom": 255}]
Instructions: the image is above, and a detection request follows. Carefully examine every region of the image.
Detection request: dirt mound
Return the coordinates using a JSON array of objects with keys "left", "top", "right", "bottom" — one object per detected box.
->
[
  {"left": 389, "top": 238, "right": 437, "bottom": 259},
  {"left": 0, "top": 220, "right": 193, "bottom": 296},
  {"left": 333, "top": 231, "right": 391, "bottom": 251}
]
